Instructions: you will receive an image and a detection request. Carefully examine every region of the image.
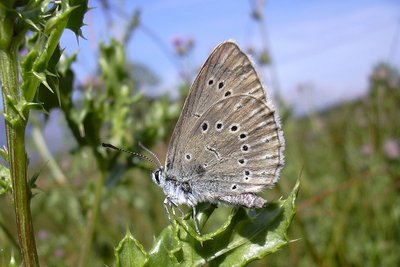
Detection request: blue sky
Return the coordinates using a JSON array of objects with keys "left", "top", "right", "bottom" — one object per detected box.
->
[
  {"left": 0, "top": 0, "right": 399, "bottom": 159},
  {"left": 0, "top": 0, "right": 399, "bottom": 114},
  {"left": 59, "top": 0, "right": 400, "bottom": 113}
]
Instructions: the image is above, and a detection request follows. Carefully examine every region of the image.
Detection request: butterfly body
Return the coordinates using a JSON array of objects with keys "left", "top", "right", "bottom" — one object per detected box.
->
[
  {"left": 150, "top": 40, "right": 285, "bottom": 234},
  {"left": 153, "top": 167, "right": 267, "bottom": 209}
]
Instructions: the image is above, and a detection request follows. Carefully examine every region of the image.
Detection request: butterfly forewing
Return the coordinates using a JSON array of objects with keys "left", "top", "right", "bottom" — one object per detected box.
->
[
  {"left": 167, "top": 41, "right": 271, "bottom": 171},
  {"left": 166, "top": 40, "right": 284, "bottom": 198}
]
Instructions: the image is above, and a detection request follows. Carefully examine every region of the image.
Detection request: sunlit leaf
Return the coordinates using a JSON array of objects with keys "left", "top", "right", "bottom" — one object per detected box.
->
[
  {"left": 142, "top": 181, "right": 299, "bottom": 266},
  {"left": 145, "top": 227, "right": 181, "bottom": 266},
  {"left": 115, "top": 230, "right": 148, "bottom": 267}
]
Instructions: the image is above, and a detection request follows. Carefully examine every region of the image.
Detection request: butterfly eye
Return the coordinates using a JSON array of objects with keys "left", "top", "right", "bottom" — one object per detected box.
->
[{"left": 153, "top": 170, "right": 161, "bottom": 184}]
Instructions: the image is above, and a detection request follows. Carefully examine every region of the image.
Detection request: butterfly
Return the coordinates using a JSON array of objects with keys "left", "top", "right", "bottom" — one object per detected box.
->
[{"left": 103, "top": 40, "right": 285, "bottom": 235}]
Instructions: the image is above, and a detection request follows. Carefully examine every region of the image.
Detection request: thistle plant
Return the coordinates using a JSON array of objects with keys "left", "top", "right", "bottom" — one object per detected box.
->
[{"left": 0, "top": 1, "right": 298, "bottom": 266}]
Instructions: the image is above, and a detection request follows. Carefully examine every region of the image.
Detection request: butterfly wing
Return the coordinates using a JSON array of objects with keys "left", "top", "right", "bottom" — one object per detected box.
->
[
  {"left": 166, "top": 41, "right": 272, "bottom": 173},
  {"left": 173, "top": 94, "right": 284, "bottom": 200},
  {"left": 165, "top": 40, "right": 284, "bottom": 204}
]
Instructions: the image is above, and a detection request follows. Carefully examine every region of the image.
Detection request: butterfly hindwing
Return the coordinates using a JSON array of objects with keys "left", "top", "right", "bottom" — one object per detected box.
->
[{"left": 176, "top": 95, "right": 284, "bottom": 198}]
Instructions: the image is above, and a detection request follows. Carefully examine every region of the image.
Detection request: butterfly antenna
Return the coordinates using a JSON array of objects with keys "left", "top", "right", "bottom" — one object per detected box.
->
[
  {"left": 102, "top": 143, "right": 160, "bottom": 169},
  {"left": 138, "top": 142, "right": 162, "bottom": 168}
]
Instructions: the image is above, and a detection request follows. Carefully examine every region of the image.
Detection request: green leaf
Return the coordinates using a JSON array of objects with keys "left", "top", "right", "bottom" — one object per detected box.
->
[
  {"left": 35, "top": 45, "right": 65, "bottom": 113},
  {"left": 66, "top": 0, "right": 89, "bottom": 38},
  {"left": 216, "top": 180, "right": 300, "bottom": 266},
  {"left": 0, "top": 164, "right": 12, "bottom": 195},
  {"left": 145, "top": 226, "right": 181, "bottom": 266},
  {"left": 28, "top": 171, "right": 40, "bottom": 189},
  {"left": 0, "top": 4, "right": 14, "bottom": 49},
  {"left": 20, "top": 0, "right": 88, "bottom": 103},
  {"left": 4, "top": 94, "right": 26, "bottom": 122},
  {"left": 58, "top": 51, "right": 77, "bottom": 76},
  {"left": 143, "top": 181, "right": 299, "bottom": 266},
  {"left": 32, "top": 71, "right": 54, "bottom": 93},
  {"left": 0, "top": 146, "right": 8, "bottom": 162},
  {"left": 115, "top": 230, "right": 148, "bottom": 267}
]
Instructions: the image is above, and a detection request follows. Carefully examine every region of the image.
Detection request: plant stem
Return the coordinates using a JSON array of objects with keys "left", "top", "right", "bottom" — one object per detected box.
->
[
  {"left": 78, "top": 170, "right": 106, "bottom": 267},
  {"left": 31, "top": 121, "right": 67, "bottom": 185},
  {"left": 0, "top": 48, "right": 40, "bottom": 266}
]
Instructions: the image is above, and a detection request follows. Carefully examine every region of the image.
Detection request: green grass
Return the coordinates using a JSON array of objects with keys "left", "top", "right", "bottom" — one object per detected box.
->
[
  {"left": 266, "top": 64, "right": 400, "bottom": 266},
  {"left": 2, "top": 63, "right": 399, "bottom": 266}
]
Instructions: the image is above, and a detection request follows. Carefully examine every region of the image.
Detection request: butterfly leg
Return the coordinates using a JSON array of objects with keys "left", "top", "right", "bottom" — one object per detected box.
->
[
  {"left": 192, "top": 205, "right": 201, "bottom": 235},
  {"left": 164, "top": 197, "right": 185, "bottom": 221},
  {"left": 163, "top": 198, "right": 173, "bottom": 222},
  {"left": 176, "top": 205, "right": 185, "bottom": 218}
]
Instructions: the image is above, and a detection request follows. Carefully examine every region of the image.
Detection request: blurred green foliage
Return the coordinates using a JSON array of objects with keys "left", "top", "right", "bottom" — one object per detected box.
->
[
  {"left": 1, "top": 1, "right": 400, "bottom": 266},
  {"left": 1, "top": 1, "right": 88, "bottom": 266},
  {"left": 266, "top": 62, "right": 400, "bottom": 267},
  {"left": 1, "top": 1, "right": 298, "bottom": 266}
]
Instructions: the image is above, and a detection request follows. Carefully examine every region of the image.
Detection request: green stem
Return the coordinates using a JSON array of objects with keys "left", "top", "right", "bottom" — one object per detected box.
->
[
  {"left": 78, "top": 170, "right": 106, "bottom": 267},
  {"left": 0, "top": 49, "right": 40, "bottom": 266}
]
